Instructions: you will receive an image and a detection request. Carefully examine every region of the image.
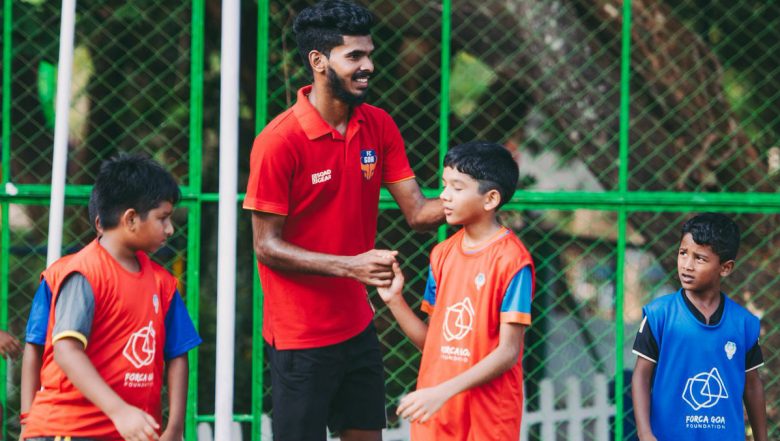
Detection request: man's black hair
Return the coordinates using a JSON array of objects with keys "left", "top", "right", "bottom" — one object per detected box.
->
[
  {"left": 90, "top": 153, "right": 181, "bottom": 230},
  {"left": 443, "top": 141, "right": 519, "bottom": 210},
  {"left": 681, "top": 212, "right": 740, "bottom": 262},
  {"left": 293, "top": 0, "right": 374, "bottom": 73}
]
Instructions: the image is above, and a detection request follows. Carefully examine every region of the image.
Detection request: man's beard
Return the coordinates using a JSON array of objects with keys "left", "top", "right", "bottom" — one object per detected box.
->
[{"left": 327, "top": 67, "right": 370, "bottom": 106}]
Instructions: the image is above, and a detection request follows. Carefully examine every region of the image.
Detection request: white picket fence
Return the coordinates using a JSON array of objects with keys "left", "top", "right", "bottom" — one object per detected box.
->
[
  {"left": 197, "top": 374, "right": 615, "bottom": 441},
  {"left": 520, "top": 374, "right": 615, "bottom": 441}
]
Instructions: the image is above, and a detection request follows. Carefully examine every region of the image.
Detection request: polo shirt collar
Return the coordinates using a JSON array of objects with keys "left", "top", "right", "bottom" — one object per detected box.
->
[{"left": 292, "top": 85, "right": 366, "bottom": 141}]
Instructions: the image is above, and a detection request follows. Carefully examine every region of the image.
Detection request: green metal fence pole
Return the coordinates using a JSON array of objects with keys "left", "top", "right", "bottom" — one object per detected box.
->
[
  {"left": 437, "top": 0, "right": 451, "bottom": 243},
  {"left": 2, "top": 0, "right": 11, "bottom": 180},
  {"left": 1, "top": 1, "right": 12, "bottom": 437},
  {"left": 0, "top": 201, "right": 7, "bottom": 440},
  {"left": 185, "top": 0, "right": 205, "bottom": 439},
  {"left": 615, "top": 0, "right": 633, "bottom": 439},
  {"left": 253, "top": 0, "right": 270, "bottom": 439}
]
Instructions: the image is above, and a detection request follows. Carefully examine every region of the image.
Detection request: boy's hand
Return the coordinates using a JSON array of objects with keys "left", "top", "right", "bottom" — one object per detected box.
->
[
  {"left": 110, "top": 404, "right": 160, "bottom": 441},
  {"left": 348, "top": 250, "right": 398, "bottom": 287},
  {"left": 377, "top": 262, "right": 404, "bottom": 303},
  {"left": 0, "top": 331, "right": 22, "bottom": 359},
  {"left": 396, "top": 385, "right": 452, "bottom": 424}
]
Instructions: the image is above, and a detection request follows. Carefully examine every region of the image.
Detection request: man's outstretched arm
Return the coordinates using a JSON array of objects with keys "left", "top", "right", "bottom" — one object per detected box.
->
[{"left": 252, "top": 211, "right": 398, "bottom": 287}]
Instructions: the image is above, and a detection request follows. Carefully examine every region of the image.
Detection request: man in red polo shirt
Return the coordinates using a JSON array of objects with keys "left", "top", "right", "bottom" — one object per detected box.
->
[{"left": 243, "top": 1, "right": 443, "bottom": 440}]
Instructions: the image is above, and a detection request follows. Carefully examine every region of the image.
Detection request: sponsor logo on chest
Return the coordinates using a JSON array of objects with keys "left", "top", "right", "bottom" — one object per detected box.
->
[{"left": 311, "top": 169, "right": 332, "bottom": 185}]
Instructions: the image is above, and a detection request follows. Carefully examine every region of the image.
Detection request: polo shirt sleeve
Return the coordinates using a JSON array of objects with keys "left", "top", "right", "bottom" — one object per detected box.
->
[
  {"left": 25, "top": 279, "right": 53, "bottom": 345},
  {"left": 499, "top": 265, "right": 533, "bottom": 325},
  {"left": 243, "top": 132, "right": 295, "bottom": 215},
  {"left": 421, "top": 266, "right": 437, "bottom": 315},
  {"left": 380, "top": 112, "right": 415, "bottom": 184},
  {"left": 163, "top": 290, "right": 202, "bottom": 360},
  {"left": 52, "top": 273, "right": 95, "bottom": 349}
]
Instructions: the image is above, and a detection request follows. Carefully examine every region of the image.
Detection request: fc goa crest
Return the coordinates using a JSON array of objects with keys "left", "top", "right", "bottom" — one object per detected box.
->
[{"left": 360, "top": 149, "right": 377, "bottom": 180}]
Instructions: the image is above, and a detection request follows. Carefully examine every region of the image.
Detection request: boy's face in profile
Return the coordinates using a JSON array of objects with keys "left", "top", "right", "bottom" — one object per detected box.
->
[
  {"left": 129, "top": 201, "right": 175, "bottom": 253},
  {"left": 677, "top": 232, "right": 733, "bottom": 294},
  {"left": 440, "top": 166, "right": 488, "bottom": 225}
]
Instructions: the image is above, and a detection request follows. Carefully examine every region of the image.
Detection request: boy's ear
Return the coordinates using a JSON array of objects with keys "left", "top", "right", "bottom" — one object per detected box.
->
[
  {"left": 483, "top": 189, "right": 501, "bottom": 212},
  {"left": 120, "top": 208, "right": 139, "bottom": 231},
  {"left": 720, "top": 259, "right": 735, "bottom": 277},
  {"left": 309, "top": 50, "right": 327, "bottom": 74}
]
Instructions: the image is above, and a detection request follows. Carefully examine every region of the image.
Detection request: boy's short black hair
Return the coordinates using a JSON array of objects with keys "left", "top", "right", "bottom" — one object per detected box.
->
[
  {"left": 681, "top": 213, "right": 740, "bottom": 262},
  {"left": 443, "top": 141, "right": 519, "bottom": 210},
  {"left": 90, "top": 153, "right": 181, "bottom": 230},
  {"left": 293, "top": 0, "right": 374, "bottom": 72}
]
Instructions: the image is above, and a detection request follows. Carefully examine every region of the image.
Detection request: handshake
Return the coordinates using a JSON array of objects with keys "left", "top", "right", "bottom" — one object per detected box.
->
[{"left": 348, "top": 249, "right": 405, "bottom": 302}]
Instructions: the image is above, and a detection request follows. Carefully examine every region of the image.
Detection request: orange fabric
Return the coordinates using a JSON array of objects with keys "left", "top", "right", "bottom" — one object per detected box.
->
[
  {"left": 412, "top": 229, "right": 534, "bottom": 441},
  {"left": 24, "top": 240, "right": 177, "bottom": 439}
]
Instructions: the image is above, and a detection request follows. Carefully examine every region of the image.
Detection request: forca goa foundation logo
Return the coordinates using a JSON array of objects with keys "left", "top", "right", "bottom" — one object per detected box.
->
[
  {"left": 682, "top": 367, "right": 729, "bottom": 411},
  {"left": 443, "top": 297, "right": 475, "bottom": 342},
  {"left": 123, "top": 321, "right": 157, "bottom": 369}
]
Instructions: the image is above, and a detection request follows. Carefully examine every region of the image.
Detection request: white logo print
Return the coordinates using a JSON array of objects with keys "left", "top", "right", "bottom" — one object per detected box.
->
[
  {"left": 682, "top": 367, "right": 729, "bottom": 410},
  {"left": 443, "top": 297, "right": 475, "bottom": 341},
  {"left": 724, "top": 341, "right": 736, "bottom": 360},
  {"left": 123, "top": 321, "right": 156, "bottom": 369},
  {"left": 311, "top": 169, "right": 332, "bottom": 185},
  {"left": 474, "top": 273, "right": 485, "bottom": 290}
]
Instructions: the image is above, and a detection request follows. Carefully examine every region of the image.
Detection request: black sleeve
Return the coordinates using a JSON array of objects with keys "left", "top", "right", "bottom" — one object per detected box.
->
[
  {"left": 745, "top": 341, "right": 764, "bottom": 372},
  {"left": 632, "top": 316, "right": 659, "bottom": 363}
]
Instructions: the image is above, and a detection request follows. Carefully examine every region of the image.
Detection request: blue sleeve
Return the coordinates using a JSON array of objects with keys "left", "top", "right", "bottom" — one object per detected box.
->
[
  {"left": 422, "top": 266, "right": 437, "bottom": 312},
  {"left": 164, "top": 290, "right": 202, "bottom": 360},
  {"left": 499, "top": 265, "right": 533, "bottom": 324},
  {"left": 25, "top": 279, "right": 53, "bottom": 345}
]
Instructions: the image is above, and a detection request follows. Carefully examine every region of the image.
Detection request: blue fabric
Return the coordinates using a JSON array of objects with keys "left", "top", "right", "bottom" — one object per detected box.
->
[
  {"left": 500, "top": 265, "right": 533, "bottom": 314},
  {"left": 645, "top": 289, "right": 760, "bottom": 440},
  {"left": 164, "top": 290, "right": 202, "bottom": 360},
  {"left": 422, "top": 266, "right": 437, "bottom": 307},
  {"left": 25, "top": 279, "right": 52, "bottom": 345}
]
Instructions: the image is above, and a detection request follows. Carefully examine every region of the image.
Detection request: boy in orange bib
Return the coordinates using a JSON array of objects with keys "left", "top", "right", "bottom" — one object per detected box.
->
[
  {"left": 24, "top": 154, "right": 201, "bottom": 441},
  {"left": 379, "top": 142, "right": 534, "bottom": 440}
]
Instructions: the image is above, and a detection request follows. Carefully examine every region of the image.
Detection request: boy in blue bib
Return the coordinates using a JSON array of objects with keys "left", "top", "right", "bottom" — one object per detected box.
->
[{"left": 631, "top": 213, "right": 767, "bottom": 441}]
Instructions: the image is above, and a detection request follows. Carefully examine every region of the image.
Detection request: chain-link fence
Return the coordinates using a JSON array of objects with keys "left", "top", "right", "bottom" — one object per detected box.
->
[{"left": 2, "top": 0, "right": 780, "bottom": 440}]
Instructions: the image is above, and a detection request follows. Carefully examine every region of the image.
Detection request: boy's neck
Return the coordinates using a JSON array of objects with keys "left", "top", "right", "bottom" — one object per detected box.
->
[
  {"left": 683, "top": 287, "right": 722, "bottom": 321},
  {"left": 461, "top": 216, "right": 503, "bottom": 249},
  {"left": 98, "top": 233, "right": 141, "bottom": 273}
]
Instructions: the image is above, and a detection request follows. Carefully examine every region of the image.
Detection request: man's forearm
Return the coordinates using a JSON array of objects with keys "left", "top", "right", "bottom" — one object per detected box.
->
[
  {"left": 254, "top": 235, "right": 351, "bottom": 277},
  {"left": 407, "top": 198, "right": 444, "bottom": 231}
]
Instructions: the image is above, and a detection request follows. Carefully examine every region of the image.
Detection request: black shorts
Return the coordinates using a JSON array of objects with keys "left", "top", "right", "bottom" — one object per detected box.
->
[{"left": 266, "top": 323, "right": 386, "bottom": 441}]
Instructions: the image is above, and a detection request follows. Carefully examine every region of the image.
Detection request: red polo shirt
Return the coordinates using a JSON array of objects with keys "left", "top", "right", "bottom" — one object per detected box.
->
[{"left": 244, "top": 85, "right": 414, "bottom": 349}]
